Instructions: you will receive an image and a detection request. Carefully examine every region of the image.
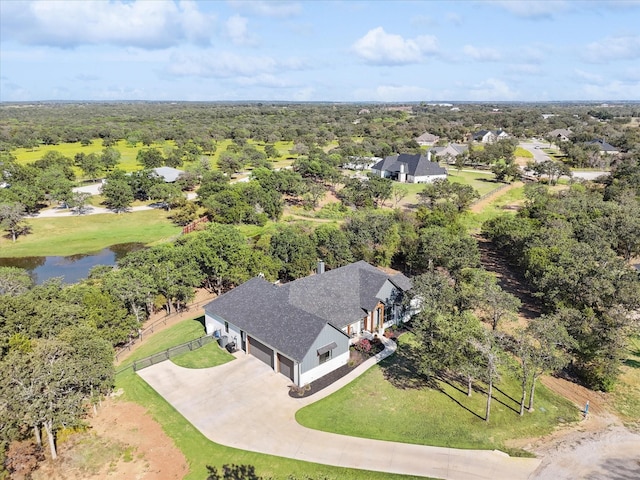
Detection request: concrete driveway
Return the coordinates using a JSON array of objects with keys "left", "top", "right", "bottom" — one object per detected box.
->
[{"left": 138, "top": 347, "right": 540, "bottom": 480}]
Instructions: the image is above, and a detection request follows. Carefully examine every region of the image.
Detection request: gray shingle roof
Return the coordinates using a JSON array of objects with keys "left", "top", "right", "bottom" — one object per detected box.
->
[
  {"left": 587, "top": 139, "right": 618, "bottom": 152},
  {"left": 203, "top": 261, "right": 412, "bottom": 361},
  {"left": 372, "top": 154, "right": 446, "bottom": 177},
  {"left": 152, "top": 166, "right": 185, "bottom": 183},
  {"left": 203, "top": 277, "right": 330, "bottom": 362}
]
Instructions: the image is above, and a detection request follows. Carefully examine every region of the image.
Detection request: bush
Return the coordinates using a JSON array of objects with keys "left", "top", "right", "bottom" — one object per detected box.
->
[{"left": 353, "top": 338, "right": 372, "bottom": 354}]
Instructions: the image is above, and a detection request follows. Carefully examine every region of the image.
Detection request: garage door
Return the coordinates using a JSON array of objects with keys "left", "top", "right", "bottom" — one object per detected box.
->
[
  {"left": 249, "top": 337, "right": 273, "bottom": 368},
  {"left": 278, "top": 354, "right": 294, "bottom": 381}
]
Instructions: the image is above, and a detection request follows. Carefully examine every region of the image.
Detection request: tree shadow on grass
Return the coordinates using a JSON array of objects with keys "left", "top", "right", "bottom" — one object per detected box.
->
[
  {"left": 623, "top": 358, "right": 640, "bottom": 369},
  {"left": 380, "top": 342, "right": 432, "bottom": 390},
  {"left": 380, "top": 344, "right": 486, "bottom": 420}
]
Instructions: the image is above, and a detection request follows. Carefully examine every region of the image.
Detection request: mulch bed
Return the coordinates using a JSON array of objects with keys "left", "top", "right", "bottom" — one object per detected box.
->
[{"left": 288, "top": 349, "right": 372, "bottom": 399}]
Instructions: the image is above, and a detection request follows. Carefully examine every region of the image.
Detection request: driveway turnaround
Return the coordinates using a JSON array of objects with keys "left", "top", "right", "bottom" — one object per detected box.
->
[{"left": 138, "top": 342, "right": 541, "bottom": 480}]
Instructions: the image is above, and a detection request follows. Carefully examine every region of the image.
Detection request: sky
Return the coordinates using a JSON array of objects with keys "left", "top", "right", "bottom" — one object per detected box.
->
[{"left": 1, "top": 0, "right": 639, "bottom": 102}]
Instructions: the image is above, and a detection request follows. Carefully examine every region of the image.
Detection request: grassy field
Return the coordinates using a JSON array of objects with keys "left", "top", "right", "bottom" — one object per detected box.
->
[
  {"left": 0, "top": 209, "right": 181, "bottom": 257},
  {"left": 462, "top": 183, "right": 526, "bottom": 232},
  {"left": 11, "top": 139, "right": 297, "bottom": 177},
  {"left": 296, "top": 333, "right": 580, "bottom": 456},
  {"left": 114, "top": 319, "right": 426, "bottom": 480},
  {"left": 611, "top": 336, "right": 640, "bottom": 426},
  {"left": 401, "top": 169, "right": 501, "bottom": 205},
  {"left": 514, "top": 147, "right": 533, "bottom": 158}
]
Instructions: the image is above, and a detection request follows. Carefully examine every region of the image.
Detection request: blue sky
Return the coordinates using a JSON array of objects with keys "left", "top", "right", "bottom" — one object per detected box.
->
[{"left": 1, "top": 0, "right": 639, "bottom": 102}]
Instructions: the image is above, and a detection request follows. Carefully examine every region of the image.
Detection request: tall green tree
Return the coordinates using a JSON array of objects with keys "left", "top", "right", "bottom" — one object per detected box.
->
[
  {"left": 269, "top": 225, "right": 317, "bottom": 281},
  {"left": 0, "top": 202, "right": 27, "bottom": 242}
]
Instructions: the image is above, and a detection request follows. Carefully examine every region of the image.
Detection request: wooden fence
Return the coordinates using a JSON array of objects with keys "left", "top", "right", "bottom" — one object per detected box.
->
[{"left": 182, "top": 216, "right": 209, "bottom": 235}]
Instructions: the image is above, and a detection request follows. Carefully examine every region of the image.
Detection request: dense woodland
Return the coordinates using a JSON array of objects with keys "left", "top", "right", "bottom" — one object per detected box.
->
[{"left": 0, "top": 102, "right": 639, "bottom": 470}]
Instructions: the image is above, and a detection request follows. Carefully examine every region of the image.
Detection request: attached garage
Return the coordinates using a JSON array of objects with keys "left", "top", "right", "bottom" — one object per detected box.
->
[
  {"left": 249, "top": 337, "right": 273, "bottom": 368},
  {"left": 278, "top": 353, "right": 295, "bottom": 381}
]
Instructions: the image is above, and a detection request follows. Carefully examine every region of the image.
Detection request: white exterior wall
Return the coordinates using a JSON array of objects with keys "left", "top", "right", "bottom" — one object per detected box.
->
[
  {"left": 299, "top": 351, "right": 349, "bottom": 386},
  {"left": 409, "top": 173, "right": 448, "bottom": 183},
  {"left": 205, "top": 313, "right": 242, "bottom": 347}
]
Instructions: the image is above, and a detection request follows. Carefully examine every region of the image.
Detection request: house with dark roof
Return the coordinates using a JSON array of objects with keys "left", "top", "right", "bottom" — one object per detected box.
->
[
  {"left": 371, "top": 153, "right": 447, "bottom": 184},
  {"left": 471, "top": 129, "right": 510, "bottom": 144},
  {"left": 586, "top": 139, "right": 619, "bottom": 155},
  {"left": 203, "top": 261, "right": 413, "bottom": 386}
]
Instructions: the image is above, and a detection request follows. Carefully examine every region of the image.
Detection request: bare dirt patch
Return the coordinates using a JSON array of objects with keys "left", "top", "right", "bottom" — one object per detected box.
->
[{"left": 32, "top": 398, "right": 188, "bottom": 480}]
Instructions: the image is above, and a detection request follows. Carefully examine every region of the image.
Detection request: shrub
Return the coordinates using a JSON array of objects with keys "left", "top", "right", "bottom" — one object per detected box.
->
[{"left": 353, "top": 338, "right": 372, "bottom": 354}]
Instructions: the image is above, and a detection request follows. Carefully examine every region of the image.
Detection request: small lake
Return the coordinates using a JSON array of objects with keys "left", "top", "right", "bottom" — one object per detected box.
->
[{"left": 0, "top": 243, "right": 144, "bottom": 285}]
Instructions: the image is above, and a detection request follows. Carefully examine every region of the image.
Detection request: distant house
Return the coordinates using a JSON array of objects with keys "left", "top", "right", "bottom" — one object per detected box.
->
[
  {"left": 586, "top": 139, "right": 619, "bottom": 155},
  {"left": 341, "top": 156, "right": 381, "bottom": 171},
  {"left": 548, "top": 129, "right": 573, "bottom": 142},
  {"left": 371, "top": 153, "right": 447, "bottom": 183},
  {"left": 203, "top": 261, "right": 413, "bottom": 386},
  {"left": 430, "top": 144, "right": 468, "bottom": 163},
  {"left": 152, "top": 166, "right": 185, "bottom": 183},
  {"left": 415, "top": 132, "right": 440, "bottom": 146},
  {"left": 471, "top": 129, "right": 509, "bottom": 144}
]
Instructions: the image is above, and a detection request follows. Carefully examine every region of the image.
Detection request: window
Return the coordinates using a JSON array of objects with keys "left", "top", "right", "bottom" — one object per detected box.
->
[
  {"left": 224, "top": 321, "right": 229, "bottom": 333},
  {"left": 319, "top": 351, "right": 331, "bottom": 364}
]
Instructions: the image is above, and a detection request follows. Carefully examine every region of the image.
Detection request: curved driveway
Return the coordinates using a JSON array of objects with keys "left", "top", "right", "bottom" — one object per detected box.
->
[{"left": 138, "top": 341, "right": 540, "bottom": 479}]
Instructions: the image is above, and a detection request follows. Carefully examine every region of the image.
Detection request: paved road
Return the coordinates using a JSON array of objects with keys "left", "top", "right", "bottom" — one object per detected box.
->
[
  {"left": 519, "top": 142, "right": 609, "bottom": 180},
  {"left": 33, "top": 182, "right": 197, "bottom": 218},
  {"left": 138, "top": 340, "right": 541, "bottom": 480}
]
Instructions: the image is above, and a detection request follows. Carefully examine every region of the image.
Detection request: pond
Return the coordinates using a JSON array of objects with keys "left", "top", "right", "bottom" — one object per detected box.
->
[{"left": 0, "top": 243, "right": 144, "bottom": 284}]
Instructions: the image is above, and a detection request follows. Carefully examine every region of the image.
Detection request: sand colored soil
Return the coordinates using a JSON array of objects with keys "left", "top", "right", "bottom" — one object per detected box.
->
[{"left": 32, "top": 398, "right": 188, "bottom": 480}]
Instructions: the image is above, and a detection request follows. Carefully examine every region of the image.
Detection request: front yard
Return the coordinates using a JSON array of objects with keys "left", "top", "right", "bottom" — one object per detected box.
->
[{"left": 296, "top": 333, "right": 580, "bottom": 456}]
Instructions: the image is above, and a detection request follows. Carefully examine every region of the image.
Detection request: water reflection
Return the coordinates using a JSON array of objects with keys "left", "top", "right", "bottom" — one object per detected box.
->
[{"left": 0, "top": 243, "right": 144, "bottom": 284}]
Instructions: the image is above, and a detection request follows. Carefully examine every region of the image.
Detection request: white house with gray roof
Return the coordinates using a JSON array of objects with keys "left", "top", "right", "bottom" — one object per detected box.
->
[
  {"left": 371, "top": 153, "right": 447, "bottom": 184},
  {"left": 203, "top": 261, "right": 413, "bottom": 386}
]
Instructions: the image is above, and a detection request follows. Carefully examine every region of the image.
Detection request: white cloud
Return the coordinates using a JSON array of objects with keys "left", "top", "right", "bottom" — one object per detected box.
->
[
  {"left": 468, "top": 78, "right": 519, "bottom": 100},
  {"left": 506, "top": 64, "right": 543, "bottom": 75},
  {"left": 486, "top": 1, "right": 570, "bottom": 18},
  {"left": 446, "top": 12, "right": 463, "bottom": 25},
  {"left": 228, "top": 1, "right": 301, "bottom": 18},
  {"left": 581, "top": 80, "right": 640, "bottom": 99},
  {"left": 225, "top": 15, "right": 256, "bottom": 45},
  {"left": 574, "top": 69, "right": 607, "bottom": 85},
  {"left": 463, "top": 45, "right": 502, "bottom": 62},
  {"left": 0, "top": 0, "right": 214, "bottom": 49},
  {"left": 582, "top": 35, "right": 640, "bottom": 63},
  {"left": 167, "top": 50, "right": 306, "bottom": 78},
  {"left": 352, "top": 27, "right": 438, "bottom": 65},
  {"left": 353, "top": 85, "right": 435, "bottom": 102}
]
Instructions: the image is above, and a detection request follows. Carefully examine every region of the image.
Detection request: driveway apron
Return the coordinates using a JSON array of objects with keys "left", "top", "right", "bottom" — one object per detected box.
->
[{"left": 138, "top": 350, "right": 541, "bottom": 480}]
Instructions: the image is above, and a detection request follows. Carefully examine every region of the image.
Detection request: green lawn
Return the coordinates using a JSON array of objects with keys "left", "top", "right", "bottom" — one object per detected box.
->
[
  {"left": 114, "top": 319, "right": 426, "bottom": 480},
  {"left": 514, "top": 147, "right": 533, "bottom": 158},
  {"left": 611, "top": 336, "right": 640, "bottom": 427},
  {"left": 13, "top": 139, "right": 170, "bottom": 174},
  {"left": 462, "top": 184, "right": 526, "bottom": 232},
  {"left": 296, "top": 334, "right": 580, "bottom": 456},
  {"left": 401, "top": 169, "right": 501, "bottom": 206},
  {"left": 0, "top": 209, "right": 181, "bottom": 257}
]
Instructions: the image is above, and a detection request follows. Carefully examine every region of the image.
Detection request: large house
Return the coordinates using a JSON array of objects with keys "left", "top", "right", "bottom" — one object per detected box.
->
[
  {"left": 371, "top": 153, "right": 447, "bottom": 184},
  {"left": 152, "top": 166, "right": 185, "bottom": 183},
  {"left": 203, "top": 261, "right": 413, "bottom": 387},
  {"left": 471, "top": 129, "right": 510, "bottom": 144},
  {"left": 430, "top": 144, "right": 468, "bottom": 163},
  {"left": 547, "top": 128, "right": 573, "bottom": 142},
  {"left": 587, "top": 139, "right": 619, "bottom": 155},
  {"left": 415, "top": 132, "right": 440, "bottom": 146}
]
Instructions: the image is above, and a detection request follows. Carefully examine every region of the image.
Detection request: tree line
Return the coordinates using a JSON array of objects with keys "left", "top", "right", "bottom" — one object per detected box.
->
[{"left": 482, "top": 159, "right": 640, "bottom": 390}]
